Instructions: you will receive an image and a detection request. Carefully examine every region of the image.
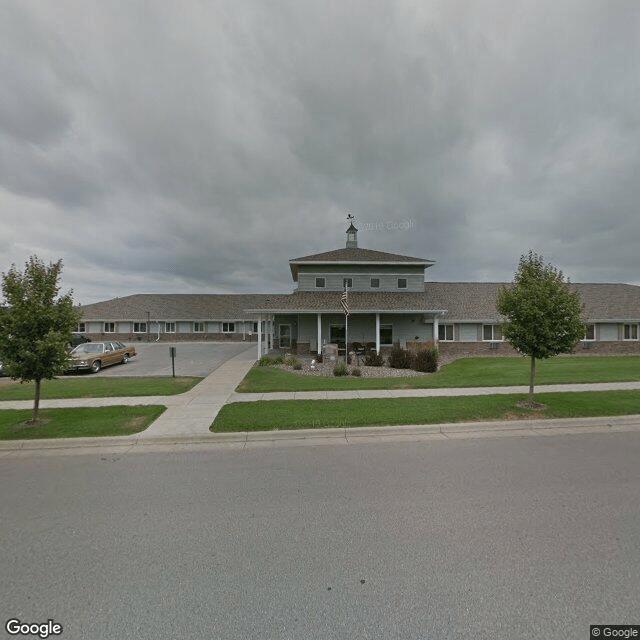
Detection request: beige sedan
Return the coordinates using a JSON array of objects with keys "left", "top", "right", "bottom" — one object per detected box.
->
[{"left": 67, "top": 341, "right": 137, "bottom": 373}]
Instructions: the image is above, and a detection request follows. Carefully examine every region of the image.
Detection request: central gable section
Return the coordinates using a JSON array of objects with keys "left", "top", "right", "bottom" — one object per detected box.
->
[{"left": 289, "top": 247, "right": 435, "bottom": 293}]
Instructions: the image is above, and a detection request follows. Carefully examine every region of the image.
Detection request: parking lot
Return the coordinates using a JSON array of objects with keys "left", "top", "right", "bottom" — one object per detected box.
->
[{"left": 65, "top": 341, "right": 256, "bottom": 378}]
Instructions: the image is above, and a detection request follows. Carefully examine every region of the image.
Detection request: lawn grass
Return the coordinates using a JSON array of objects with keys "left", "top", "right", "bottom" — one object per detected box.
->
[
  {"left": 236, "top": 355, "right": 640, "bottom": 392},
  {"left": 0, "top": 405, "right": 166, "bottom": 440},
  {"left": 212, "top": 390, "right": 640, "bottom": 432},
  {"left": 0, "top": 376, "right": 202, "bottom": 401}
]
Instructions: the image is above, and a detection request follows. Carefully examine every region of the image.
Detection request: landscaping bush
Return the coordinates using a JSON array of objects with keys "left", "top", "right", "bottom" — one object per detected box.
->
[
  {"left": 272, "top": 355, "right": 286, "bottom": 365},
  {"left": 258, "top": 355, "right": 273, "bottom": 366},
  {"left": 350, "top": 367, "right": 362, "bottom": 377},
  {"left": 363, "top": 352, "right": 384, "bottom": 366},
  {"left": 285, "top": 357, "right": 301, "bottom": 367},
  {"left": 388, "top": 342, "right": 413, "bottom": 369},
  {"left": 293, "top": 363, "right": 303, "bottom": 370},
  {"left": 413, "top": 346, "right": 439, "bottom": 373},
  {"left": 333, "top": 362, "right": 348, "bottom": 376}
]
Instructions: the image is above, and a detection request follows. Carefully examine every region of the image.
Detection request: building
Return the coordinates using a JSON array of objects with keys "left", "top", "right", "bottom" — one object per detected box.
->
[{"left": 78, "top": 224, "right": 640, "bottom": 359}]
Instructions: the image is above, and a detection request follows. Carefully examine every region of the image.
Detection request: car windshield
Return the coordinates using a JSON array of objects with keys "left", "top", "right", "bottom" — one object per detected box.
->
[{"left": 71, "top": 343, "right": 104, "bottom": 355}]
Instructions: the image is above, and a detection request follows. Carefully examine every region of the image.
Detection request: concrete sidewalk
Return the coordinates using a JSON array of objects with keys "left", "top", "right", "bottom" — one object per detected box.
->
[{"left": 2, "top": 346, "right": 640, "bottom": 442}]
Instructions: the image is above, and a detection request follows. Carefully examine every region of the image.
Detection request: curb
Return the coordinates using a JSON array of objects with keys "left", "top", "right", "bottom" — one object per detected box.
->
[{"left": 2, "top": 414, "right": 640, "bottom": 454}]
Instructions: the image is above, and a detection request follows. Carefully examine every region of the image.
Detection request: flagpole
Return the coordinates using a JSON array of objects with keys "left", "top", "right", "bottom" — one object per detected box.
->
[{"left": 344, "top": 284, "right": 348, "bottom": 365}]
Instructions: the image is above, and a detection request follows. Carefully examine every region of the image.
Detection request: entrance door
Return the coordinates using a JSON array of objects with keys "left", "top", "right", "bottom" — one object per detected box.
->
[{"left": 279, "top": 324, "right": 291, "bottom": 349}]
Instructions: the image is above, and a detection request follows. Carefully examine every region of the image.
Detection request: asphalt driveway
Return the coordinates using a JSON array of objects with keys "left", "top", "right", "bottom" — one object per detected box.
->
[{"left": 66, "top": 341, "right": 257, "bottom": 378}]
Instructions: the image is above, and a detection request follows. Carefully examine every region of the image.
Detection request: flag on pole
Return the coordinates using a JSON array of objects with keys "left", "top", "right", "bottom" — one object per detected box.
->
[{"left": 341, "top": 289, "right": 350, "bottom": 316}]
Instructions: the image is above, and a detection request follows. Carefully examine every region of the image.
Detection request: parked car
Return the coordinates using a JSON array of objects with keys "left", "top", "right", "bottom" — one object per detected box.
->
[
  {"left": 69, "top": 333, "right": 92, "bottom": 348},
  {"left": 67, "top": 341, "right": 136, "bottom": 373}
]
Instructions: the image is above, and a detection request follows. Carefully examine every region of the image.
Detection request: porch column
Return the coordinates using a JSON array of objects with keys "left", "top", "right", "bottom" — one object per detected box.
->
[
  {"left": 317, "top": 313, "right": 322, "bottom": 356},
  {"left": 375, "top": 313, "right": 380, "bottom": 355},
  {"left": 257, "top": 316, "right": 262, "bottom": 358},
  {"left": 267, "top": 317, "right": 272, "bottom": 351},
  {"left": 433, "top": 313, "right": 439, "bottom": 346}
]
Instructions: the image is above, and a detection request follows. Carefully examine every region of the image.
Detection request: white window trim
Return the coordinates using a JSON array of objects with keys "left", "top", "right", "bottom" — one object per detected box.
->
[
  {"left": 581, "top": 324, "right": 596, "bottom": 341},
  {"left": 623, "top": 323, "right": 639, "bottom": 340},
  {"left": 193, "top": 322, "right": 205, "bottom": 333},
  {"left": 104, "top": 322, "right": 115, "bottom": 333},
  {"left": 133, "top": 322, "right": 147, "bottom": 333},
  {"left": 222, "top": 322, "right": 235, "bottom": 333},
  {"left": 165, "top": 322, "right": 176, "bottom": 333},
  {"left": 439, "top": 324, "right": 454, "bottom": 341},
  {"left": 482, "top": 324, "right": 503, "bottom": 341}
]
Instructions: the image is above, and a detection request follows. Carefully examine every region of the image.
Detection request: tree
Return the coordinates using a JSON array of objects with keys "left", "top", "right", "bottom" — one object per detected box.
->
[
  {"left": 0, "top": 256, "right": 80, "bottom": 424},
  {"left": 497, "top": 251, "right": 585, "bottom": 406}
]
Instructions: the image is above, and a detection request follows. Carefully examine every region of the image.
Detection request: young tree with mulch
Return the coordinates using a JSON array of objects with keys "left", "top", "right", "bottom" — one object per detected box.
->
[
  {"left": 497, "top": 251, "right": 585, "bottom": 407},
  {"left": 0, "top": 256, "right": 80, "bottom": 424}
]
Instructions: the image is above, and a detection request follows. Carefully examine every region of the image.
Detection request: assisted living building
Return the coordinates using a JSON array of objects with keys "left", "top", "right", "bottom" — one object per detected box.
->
[{"left": 77, "top": 224, "right": 640, "bottom": 359}]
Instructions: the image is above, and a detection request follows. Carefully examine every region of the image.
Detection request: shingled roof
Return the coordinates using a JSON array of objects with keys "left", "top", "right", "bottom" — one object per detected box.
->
[
  {"left": 78, "top": 284, "right": 640, "bottom": 322},
  {"left": 289, "top": 247, "right": 435, "bottom": 280}
]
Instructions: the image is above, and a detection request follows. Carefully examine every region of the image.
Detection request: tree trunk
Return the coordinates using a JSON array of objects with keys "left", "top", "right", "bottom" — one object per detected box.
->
[
  {"left": 528, "top": 356, "right": 536, "bottom": 404},
  {"left": 32, "top": 378, "right": 41, "bottom": 424}
]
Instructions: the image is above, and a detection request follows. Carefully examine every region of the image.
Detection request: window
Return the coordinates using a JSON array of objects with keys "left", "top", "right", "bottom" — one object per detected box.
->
[
  {"left": 370, "top": 278, "right": 380, "bottom": 288},
  {"left": 253, "top": 322, "right": 258, "bottom": 333},
  {"left": 133, "top": 322, "right": 147, "bottom": 333},
  {"left": 483, "top": 324, "right": 503, "bottom": 341},
  {"left": 104, "top": 322, "right": 115, "bottom": 333},
  {"left": 222, "top": 322, "right": 235, "bottom": 333},
  {"left": 343, "top": 278, "right": 352, "bottom": 288},
  {"left": 438, "top": 324, "right": 454, "bottom": 341},
  {"left": 380, "top": 324, "right": 393, "bottom": 346},
  {"left": 315, "top": 277, "right": 325, "bottom": 288},
  {"left": 75, "top": 323, "right": 85, "bottom": 333},
  {"left": 623, "top": 323, "right": 638, "bottom": 340},
  {"left": 583, "top": 324, "right": 595, "bottom": 341},
  {"left": 193, "top": 322, "right": 205, "bottom": 333},
  {"left": 165, "top": 322, "right": 176, "bottom": 333},
  {"left": 397, "top": 278, "right": 407, "bottom": 289}
]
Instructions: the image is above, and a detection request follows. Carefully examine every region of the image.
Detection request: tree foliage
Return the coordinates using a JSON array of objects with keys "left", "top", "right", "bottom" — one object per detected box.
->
[
  {"left": 0, "top": 256, "right": 80, "bottom": 423},
  {"left": 497, "top": 251, "right": 585, "bottom": 403}
]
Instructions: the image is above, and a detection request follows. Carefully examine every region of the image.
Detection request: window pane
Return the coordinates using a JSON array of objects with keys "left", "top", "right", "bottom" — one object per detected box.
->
[
  {"left": 315, "top": 277, "right": 325, "bottom": 288},
  {"left": 380, "top": 324, "right": 392, "bottom": 345},
  {"left": 397, "top": 278, "right": 407, "bottom": 289},
  {"left": 483, "top": 325, "right": 493, "bottom": 341},
  {"left": 370, "top": 278, "right": 379, "bottom": 288}
]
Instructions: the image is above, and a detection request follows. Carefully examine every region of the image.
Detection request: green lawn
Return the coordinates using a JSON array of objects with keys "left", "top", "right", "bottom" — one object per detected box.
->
[
  {"left": 212, "top": 390, "right": 640, "bottom": 432},
  {"left": 237, "top": 356, "right": 640, "bottom": 392},
  {"left": 0, "top": 405, "right": 166, "bottom": 440},
  {"left": 0, "top": 376, "right": 202, "bottom": 401}
]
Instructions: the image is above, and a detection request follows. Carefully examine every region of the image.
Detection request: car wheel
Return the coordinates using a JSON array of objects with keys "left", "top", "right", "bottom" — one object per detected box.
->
[
  {"left": 121, "top": 354, "right": 129, "bottom": 364},
  {"left": 90, "top": 360, "right": 101, "bottom": 373}
]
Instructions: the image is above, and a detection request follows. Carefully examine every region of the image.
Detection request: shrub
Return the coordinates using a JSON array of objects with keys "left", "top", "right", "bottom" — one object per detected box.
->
[
  {"left": 285, "top": 357, "right": 301, "bottom": 367},
  {"left": 388, "top": 342, "right": 413, "bottom": 369},
  {"left": 333, "top": 362, "right": 348, "bottom": 376},
  {"left": 364, "top": 352, "right": 384, "bottom": 366},
  {"left": 413, "top": 346, "right": 439, "bottom": 373},
  {"left": 272, "top": 355, "right": 286, "bottom": 365},
  {"left": 258, "top": 355, "right": 273, "bottom": 367},
  {"left": 293, "top": 363, "right": 303, "bottom": 370},
  {"left": 350, "top": 367, "right": 362, "bottom": 376}
]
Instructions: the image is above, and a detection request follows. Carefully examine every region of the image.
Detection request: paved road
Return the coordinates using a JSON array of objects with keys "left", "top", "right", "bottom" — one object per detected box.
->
[
  {"left": 2, "top": 432, "right": 638, "bottom": 640},
  {"left": 65, "top": 341, "right": 255, "bottom": 377}
]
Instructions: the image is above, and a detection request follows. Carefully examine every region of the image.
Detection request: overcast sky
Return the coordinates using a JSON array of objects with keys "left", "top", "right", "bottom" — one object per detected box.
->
[{"left": 1, "top": 1, "right": 639, "bottom": 304}]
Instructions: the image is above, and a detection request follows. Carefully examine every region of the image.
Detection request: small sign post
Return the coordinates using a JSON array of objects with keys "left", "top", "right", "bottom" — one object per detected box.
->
[{"left": 169, "top": 346, "right": 176, "bottom": 378}]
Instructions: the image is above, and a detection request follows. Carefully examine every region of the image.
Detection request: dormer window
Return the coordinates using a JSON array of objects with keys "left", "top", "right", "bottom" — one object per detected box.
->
[{"left": 315, "top": 277, "right": 325, "bottom": 288}]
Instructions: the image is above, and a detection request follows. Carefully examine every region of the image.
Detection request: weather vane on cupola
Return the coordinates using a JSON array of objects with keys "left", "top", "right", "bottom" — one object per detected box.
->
[{"left": 346, "top": 211, "right": 358, "bottom": 248}]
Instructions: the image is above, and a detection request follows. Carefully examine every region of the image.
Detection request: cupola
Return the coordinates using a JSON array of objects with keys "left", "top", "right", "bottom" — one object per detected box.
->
[{"left": 346, "top": 222, "right": 358, "bottom": 249}]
